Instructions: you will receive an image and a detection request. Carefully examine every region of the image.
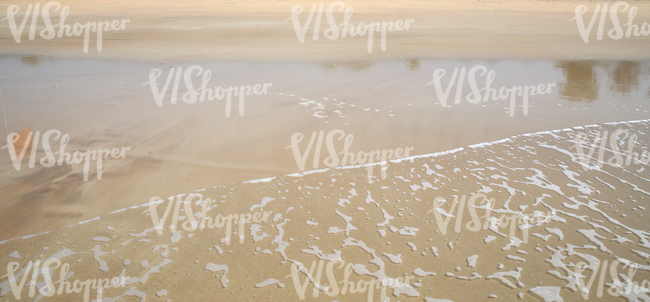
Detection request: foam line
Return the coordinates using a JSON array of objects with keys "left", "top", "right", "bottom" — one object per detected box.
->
[{"left": 2, "top": 119, "right": 648, "bottom": 245}]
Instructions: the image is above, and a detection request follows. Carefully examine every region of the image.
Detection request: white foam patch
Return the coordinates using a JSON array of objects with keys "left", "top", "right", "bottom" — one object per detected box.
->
[
  {"left": 170, "top": 230, "right": 182, "bottom": 243},
  {"left": 414, "top": 268, "right": 436, "bottom": 276},
  {"left": 467, "top": 255, "right": 478, "bottom": 267},
  {"left": 204, "top": 263, "right": 229, "bottom": 287},
  {"left": 484, "top": 236, "right": 496, "bottom": 243},
  {"left": 255, "top": 278, "right": 285, "bottom": 288},
  {"left": 249, "top": 197, "right": 275, "bottom": 211},
  {"left": 250, "top": 224, "right": 271, "bottom": 242},
  {"left": 243, "top": 177, "right": 276, "bottom": 184},
  {"left": 382, "top": 253, "right": 402, "bottom": 264},
  {"left": 487, "top": 267, "right": 524, "bottom": 288},
  {"left": 531, "top": 286, "right": 563, "bottom": 302}
]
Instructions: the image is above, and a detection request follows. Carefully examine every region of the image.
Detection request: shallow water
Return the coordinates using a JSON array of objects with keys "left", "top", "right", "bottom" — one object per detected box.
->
[{"left": 0, "top": 56, "right": 649, "bottom": 240}]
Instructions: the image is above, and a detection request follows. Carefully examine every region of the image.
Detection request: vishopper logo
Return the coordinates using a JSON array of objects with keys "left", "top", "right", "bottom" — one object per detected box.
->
[
  {"left": 427, "top": 193, "right": 552, "bottom": 243},
  {"left": 145, "top": 194, "right": 272, "bottom": 245},
  {"left": 574, "top": 259, "right": 649, "bottom": 299},
  {"left": 1, "top": 1, "right": 130, "bottom": 53},
  {"left": 286, "top": 129, "right": 414, "bottom": 181},
  {"left": 145, "top": 65, "right": 272, "bottom": 117},
  {"left": 570, "top": 1, "right": 650, "bottom": 43},
  {"left": 573, "top": 129, "right": 650, "bottom": 171},
  {"left": 3, "top": 259, "right": 129, "bottom": 301},
  {"left": 288, "top": 259, "right": 415, "bottom": 301},
  {"left": 5, "top": 129, "right": 130, "bottom": 181},
  {"left": 287, "top": 2, "right": 414, "bottom": 53},
  {"left": 427, "top": 65, "right": 556, "bottom": 117}
]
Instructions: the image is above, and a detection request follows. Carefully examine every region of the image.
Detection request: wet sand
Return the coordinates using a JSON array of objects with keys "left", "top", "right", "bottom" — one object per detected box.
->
[
  {"left": 0, "top": 0, "right": 650, "bottom": 301},
  {"left": 1, "top": 120, "right": 650, "bottom": 301}
]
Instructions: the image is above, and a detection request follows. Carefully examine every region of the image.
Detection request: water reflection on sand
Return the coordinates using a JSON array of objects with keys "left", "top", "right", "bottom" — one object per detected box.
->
[{"left": 0, "top": 56, "right": 648, "bottom": 240}]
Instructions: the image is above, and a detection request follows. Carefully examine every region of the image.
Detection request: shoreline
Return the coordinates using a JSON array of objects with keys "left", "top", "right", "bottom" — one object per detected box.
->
[{"left": 1, "top": 117, "right": 647, "bottom": 246}]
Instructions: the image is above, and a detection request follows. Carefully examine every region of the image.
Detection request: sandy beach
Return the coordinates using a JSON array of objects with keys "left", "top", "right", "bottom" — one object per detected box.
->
[
  {"left": 0, "top": 0, "right": 649, "bottom": 301},
  {"left": 1, "top": 0, "right": 650, "bottom": 62}
]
